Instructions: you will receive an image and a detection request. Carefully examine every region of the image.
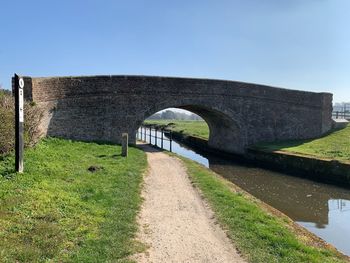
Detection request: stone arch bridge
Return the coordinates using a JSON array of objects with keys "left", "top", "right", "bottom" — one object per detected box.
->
[{"left": 18, "top": 75, "right": 333, "bottom": 154}]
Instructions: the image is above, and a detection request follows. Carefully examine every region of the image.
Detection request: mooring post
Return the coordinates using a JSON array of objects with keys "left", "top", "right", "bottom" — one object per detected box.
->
[
  {"left": 121, "top": 133, "right": 128, "bottom": 157},
  {"left": 161, "top": 129, "right": 164, "bottom": 149},
  {"left": 14, "top": 74, "right": 24, "bottom": 173}
]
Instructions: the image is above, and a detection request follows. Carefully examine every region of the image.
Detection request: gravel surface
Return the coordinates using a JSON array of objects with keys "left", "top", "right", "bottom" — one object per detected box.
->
[{"left": 134, "top": 145, "right": 245, "bottom": 263}]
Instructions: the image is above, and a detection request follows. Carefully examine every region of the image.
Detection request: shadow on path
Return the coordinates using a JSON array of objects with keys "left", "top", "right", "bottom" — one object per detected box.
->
[{"left": 136, "top": 142, "right": 163, "bottom": 153}]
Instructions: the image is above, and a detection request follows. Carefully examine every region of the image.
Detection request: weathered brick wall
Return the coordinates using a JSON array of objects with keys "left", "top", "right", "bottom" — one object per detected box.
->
[{"left": 22, "top": 75, "right": 332, "bottom": 154}]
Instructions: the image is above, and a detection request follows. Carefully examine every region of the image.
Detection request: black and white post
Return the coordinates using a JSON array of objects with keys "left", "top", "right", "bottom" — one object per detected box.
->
[{"left": 14, "top": 74, "right": 24, "bottom": 173}]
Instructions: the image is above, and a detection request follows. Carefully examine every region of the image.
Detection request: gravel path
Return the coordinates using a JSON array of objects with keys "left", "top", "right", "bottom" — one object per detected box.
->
[{"left": 134, "top": 145, "right": 245, "bottom": 263}]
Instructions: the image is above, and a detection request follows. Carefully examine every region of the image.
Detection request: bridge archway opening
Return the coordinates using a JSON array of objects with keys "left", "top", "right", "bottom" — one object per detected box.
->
[
  {"left": 135, "top": 104, "right": 245, "bottom": 154},
  {"left": 142, "top": 107, "right": 209, "bottom": 138}
]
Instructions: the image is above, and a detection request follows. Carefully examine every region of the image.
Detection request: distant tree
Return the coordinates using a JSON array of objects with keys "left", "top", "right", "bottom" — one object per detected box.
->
[
  {"left": 189, "top": 113, "right": 202, "bottom": 120},
  {"left": 161, "top": 110, "right": 176, "bottom": 120},
  {"left": 147, "top": 109, "right": 203, "bottom": 121},
  {"left": 147, "top": 113, "right": 162, "bottom": 120}
]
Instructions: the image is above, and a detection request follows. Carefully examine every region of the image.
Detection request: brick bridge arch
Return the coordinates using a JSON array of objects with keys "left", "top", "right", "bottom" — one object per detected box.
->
[
  {"left": 135, "top": 99, "right": 246, "bottom": 153},
  {"left": 18, "top": 75, "right": 333, "bottom": 154}
]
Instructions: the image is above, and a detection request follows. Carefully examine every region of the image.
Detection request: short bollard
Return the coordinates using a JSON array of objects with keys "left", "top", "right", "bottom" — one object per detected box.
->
[{"left": 121, "top": 133, "right": 128, "bottom": 157}]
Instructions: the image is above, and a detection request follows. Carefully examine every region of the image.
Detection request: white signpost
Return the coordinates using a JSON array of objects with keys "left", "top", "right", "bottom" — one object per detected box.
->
[{"left": 14, "top": 74, "right": 24, "bottom": 173}]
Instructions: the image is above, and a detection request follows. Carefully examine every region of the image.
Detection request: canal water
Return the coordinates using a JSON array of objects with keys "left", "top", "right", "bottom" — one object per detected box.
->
[{"left": 137, "top": 128, "right": 350, "bottom": 256}]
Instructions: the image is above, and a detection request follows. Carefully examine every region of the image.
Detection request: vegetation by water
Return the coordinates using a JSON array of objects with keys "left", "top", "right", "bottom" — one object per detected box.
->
[
  {"left": 177, "top": 154, "right": 348, "bottom": 262},
  {"left": 255, "top": 124, "right": 350, "bottom": 163},
  {"left": 0, "top": 138, "right": 147, "bottom": 262},
  {"left": 144, "top": 119, "right": 209, "bottom": 139}
]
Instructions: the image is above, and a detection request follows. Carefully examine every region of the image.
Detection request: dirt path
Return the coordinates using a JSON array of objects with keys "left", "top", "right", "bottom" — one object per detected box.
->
[{"left": 134, "top": 145, "right": 245, "bottom": 263}]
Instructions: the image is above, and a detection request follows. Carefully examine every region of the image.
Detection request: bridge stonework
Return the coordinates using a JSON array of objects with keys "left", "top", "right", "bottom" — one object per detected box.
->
[{"left": 19, "top": 75, "right": 333, "bottom": 154}]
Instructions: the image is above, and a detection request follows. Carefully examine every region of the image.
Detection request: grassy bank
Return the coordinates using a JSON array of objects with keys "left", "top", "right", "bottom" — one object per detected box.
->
[
  {"left": 0, "top": 138, "right": 147, "bottom": 262},
  {"left": 144, "top": 120, "right": 209, "bottom": 139},
  {"left": 254, "top": 124, "right": 350, "bottom": 163},
  {"left": 176, "top": 154, "right": 347, "bottom": 262}
]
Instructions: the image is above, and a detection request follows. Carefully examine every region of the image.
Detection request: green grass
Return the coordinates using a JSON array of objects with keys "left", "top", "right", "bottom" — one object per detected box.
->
[
  {"left": 177, "top": 154, "right": 347, "bottom": 262},
  {"left": 0, "top": 138, "right": 147, "bottom": 262},
  {"left": 144, "top": 120, "right": 209, "bottom": 139},
  {"left": 254, "top": 124, "right": 350, "bottom": 163}
]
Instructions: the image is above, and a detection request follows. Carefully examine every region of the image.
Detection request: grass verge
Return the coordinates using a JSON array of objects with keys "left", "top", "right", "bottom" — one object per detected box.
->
[
  {"left": 254, "top": 124, "right": 350, "bottom": 163},
  {"left": 176, "top": 154, "right": 348, "bottom": 262},
  {"left": 0, "top": 138, "right": 147, "bottom": 262},
  {"left": 144, "top": 120, "right": 209, "bottom": 139}
]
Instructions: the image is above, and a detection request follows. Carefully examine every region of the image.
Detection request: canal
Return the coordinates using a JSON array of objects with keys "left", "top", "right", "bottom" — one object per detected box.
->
[{"left": 137, "top": 128, "right": 350, "bottom": 256}]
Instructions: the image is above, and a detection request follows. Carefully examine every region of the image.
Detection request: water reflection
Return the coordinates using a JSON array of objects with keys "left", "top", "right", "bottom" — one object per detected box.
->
[
  {"left": 298, "top": 199, "right": 350, "bottom": 256},
  {"left": 138, "top": 128, "right": 350, "bottom": 255},
  {"left": 207, "top": 156, "right": 350, "bottom": 255},
  {"left": 208, "top": 157, "right": 350, "bottom": 228}
]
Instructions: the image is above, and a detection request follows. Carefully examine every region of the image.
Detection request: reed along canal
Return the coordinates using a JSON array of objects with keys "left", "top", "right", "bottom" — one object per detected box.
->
[{"left": 138, "top": 128, "right": 350, "bottom": 256}]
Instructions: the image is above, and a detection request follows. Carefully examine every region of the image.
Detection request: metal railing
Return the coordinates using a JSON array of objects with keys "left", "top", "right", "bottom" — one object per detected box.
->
[
  {"left": 332, "top": 111, "right": 350, "bottom": 120},
  {"left": 137, "top": 125, "right": 173, "bottom": 152}
]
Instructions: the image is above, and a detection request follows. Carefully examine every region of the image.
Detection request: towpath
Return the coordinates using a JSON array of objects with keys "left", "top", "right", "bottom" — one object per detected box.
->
[{"left": 134, "top": 144, "right": 245, "bottom": 263}]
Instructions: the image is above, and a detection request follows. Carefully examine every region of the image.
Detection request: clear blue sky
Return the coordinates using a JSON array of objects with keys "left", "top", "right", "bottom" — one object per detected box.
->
[{"left": 1, "top": 0, "right": 349, "bottom": 102}]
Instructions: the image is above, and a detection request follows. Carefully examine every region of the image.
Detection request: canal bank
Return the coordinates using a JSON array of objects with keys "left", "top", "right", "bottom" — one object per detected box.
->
[
  {"left": 170, "top": 131, "right": 350, "bottom": 188},
  {"left": 137, "top": 126, "right": 350, "bottom": 256}
]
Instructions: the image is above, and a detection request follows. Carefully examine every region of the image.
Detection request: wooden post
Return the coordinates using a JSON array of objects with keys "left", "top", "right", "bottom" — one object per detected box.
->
[
  {"left": 170, "top": 131, "right": 172, "bottom": 152},
  {"left": 14, "top": 74, "right": 24, "bottom": 173},
  {"left": 121, "top": 133, "right": 128, "bottom": 157},
  {"left": 144, "top": 126, "right": 146, "bottom": 141}
]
